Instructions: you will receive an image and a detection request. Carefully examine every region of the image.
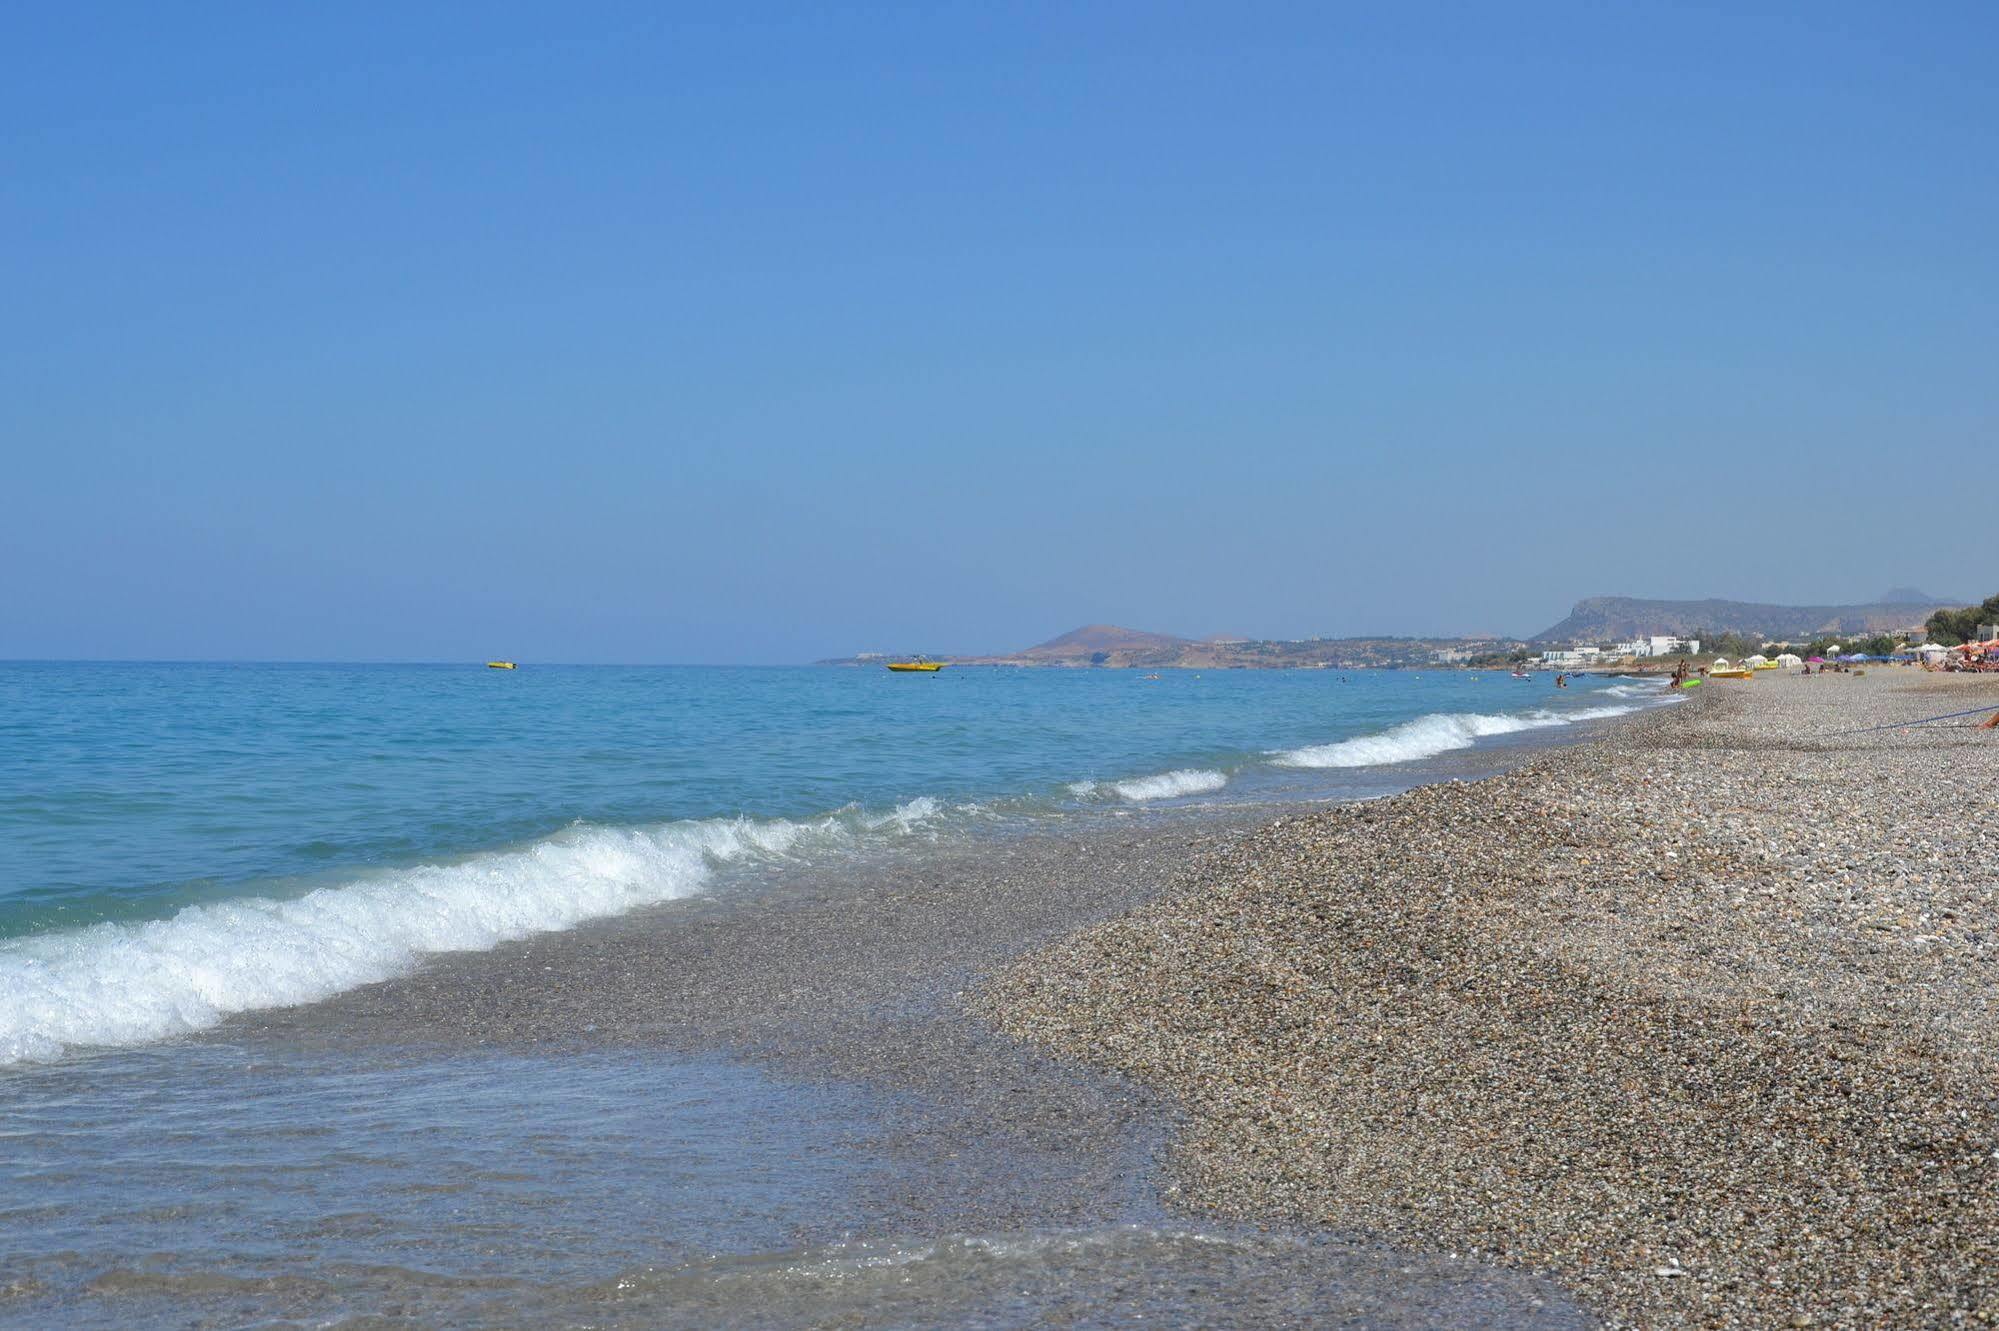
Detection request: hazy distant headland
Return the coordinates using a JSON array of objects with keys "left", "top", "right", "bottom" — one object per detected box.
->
[
  {"left": 819, "top": 591, "right": 1964, "bottom": 670},
  {"left": 1535, "top": 591, "right": 1958, "bottom": 645},
  {"left": 818, "top": 624, "right": 1504, "bottom": 670}
]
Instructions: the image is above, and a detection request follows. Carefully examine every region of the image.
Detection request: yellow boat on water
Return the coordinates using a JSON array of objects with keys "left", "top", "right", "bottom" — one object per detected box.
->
[
  {"left": 885, "top": 660, "right": 945, "bottom": 673},
  {"left": 486, "top": 661, "right": 517, "bottom": 670}
]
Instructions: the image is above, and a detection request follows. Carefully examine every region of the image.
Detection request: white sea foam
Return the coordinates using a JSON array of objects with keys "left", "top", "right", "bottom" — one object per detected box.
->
[
  {"left": 1119, "top": 768, "right": 1226, "bottom": 801},
  {"left": 863, "top": 795, "right": 943, "bottom": 832},
  {"left": 0, "top": 799, "right": 946, "bottom": 1066},
  {"left": 1561, "top": 703, "right": 1651, "bottom": 720},
  {"left": 1271, "top": 703, "right": 1641, "bottom": 769},
  {"left": 1070, "top": 769, "right": 1229, "bottom": 802}
]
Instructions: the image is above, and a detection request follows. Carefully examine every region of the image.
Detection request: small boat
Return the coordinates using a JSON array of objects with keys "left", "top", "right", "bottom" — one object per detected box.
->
[
  {"left": 486, "top": 661, "right": 517, "bottom": 670},
  {"left": 1708, "top": 667, "right": 1754, "bottom": 680},
  {"left": 885, "top": 660, "right": 944, "bottom": 673}
]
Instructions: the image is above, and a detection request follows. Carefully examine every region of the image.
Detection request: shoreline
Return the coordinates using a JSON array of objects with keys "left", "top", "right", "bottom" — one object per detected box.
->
[
  {"left": 184, "top": 725, "right": 1613, "bottom": 1326},
  {"left": 0, "top": 695, "right": 1701, "bottom": 1327},
  {"left": 981, "top": 671, "right": 1998, "bottom": 1328}
]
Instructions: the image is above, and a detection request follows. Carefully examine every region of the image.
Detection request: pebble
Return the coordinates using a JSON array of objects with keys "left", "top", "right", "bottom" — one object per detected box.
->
[{"left": 980, "top": 669, "right": 1999, "bottom": 1330}]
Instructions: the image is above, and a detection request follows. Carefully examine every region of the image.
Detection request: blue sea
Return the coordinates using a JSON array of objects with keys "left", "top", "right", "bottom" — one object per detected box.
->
[
  {"left": 0, "top": 662, "right": 1664, "bottom": 1064},
  {"left": 0, "top": 661, "right": 1655, "bottom": 1327}
]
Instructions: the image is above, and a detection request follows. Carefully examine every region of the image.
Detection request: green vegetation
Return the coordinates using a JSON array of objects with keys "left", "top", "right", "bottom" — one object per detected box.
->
[
  {"left": 1691, "top": 630, "right": 1767, "bottom": 660},
  {"left": 1924, "top": 594, "right": 1999, "bottom": 646},
  {"left": 1690, "top": 629, "right": 1906, "bottom": 659}
]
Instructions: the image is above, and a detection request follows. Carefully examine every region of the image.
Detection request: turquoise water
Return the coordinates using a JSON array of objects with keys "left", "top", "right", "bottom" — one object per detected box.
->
[
  {"left": 0, "top": 662, "right": 1661, "bottom": 1064},
  {"left": 0, "top": 660, "right": 1631, "bottom": 1329}
]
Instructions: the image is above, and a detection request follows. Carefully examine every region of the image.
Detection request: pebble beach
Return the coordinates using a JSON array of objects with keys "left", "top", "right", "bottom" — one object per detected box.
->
[{"left": 984, "top": 670, "right": 1999, "bottom": 1328}]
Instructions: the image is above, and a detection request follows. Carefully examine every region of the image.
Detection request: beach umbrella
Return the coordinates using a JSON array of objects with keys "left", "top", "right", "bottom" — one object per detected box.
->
[{"left": 1807, "top": 656, "right": 1824, "bottom": 663}]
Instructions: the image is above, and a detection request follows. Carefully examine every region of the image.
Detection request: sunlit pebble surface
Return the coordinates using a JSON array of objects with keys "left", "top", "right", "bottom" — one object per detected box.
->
[{"left": 980, "top": 669, "right": 1999, "bottom": 1330}]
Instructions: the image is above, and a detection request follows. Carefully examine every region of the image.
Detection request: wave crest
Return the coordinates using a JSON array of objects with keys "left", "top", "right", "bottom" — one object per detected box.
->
[
  {"left": 1070, "top": 769, "right": 1229, "bottom": 802},
  {"left": 1272, "top": 704, "right": 1638, "bottom": 769},
  {"left": 0, "top": 801, "right": 945, "bottom": 1066}
]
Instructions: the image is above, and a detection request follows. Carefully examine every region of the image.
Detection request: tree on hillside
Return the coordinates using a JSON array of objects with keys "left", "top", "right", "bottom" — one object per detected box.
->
[
  {"left": 1925, "top": 593, "right": 1999, "bottom": 645},
  {"left": 1691, "top": 629, "right": 1768, "bottom": 659}
]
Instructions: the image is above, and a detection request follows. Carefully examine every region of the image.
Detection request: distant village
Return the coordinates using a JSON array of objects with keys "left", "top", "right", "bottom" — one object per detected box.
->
[
  {"left": 1525, "top": 635, "right": 1701, "bottom": 668},
  {"left": 1516, "top": 619, "right": 1969, "bottom": 671},
  {"left": 824, "top": 596, "right": 1991, "bottom": 672}
]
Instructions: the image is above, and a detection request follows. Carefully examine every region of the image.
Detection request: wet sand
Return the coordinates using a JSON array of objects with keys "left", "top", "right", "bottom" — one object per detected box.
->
[
  {"left": 9, "top": 720, "right": 1633, "bottom": 1329},
  {"left": 194, "top": 739, "right": 1603, "bottom": 1327},
  {"left": 986, "top": 671, "right": 1999, "bottom": 1329}
]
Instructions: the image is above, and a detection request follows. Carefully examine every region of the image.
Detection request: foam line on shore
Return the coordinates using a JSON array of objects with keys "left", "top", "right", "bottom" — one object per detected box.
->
[
  {"left": 1271, "top": 702, "right": 1648, "bottom": 769},
  {"left": 2, "top": 690, "right": 1665, "bottom": 1064},
  {"left": 1069, "top": 769, "right": 1230, "bottom": 803},
  {"left": 0, "top": 800, "right": 945, "bottom": 1065}
]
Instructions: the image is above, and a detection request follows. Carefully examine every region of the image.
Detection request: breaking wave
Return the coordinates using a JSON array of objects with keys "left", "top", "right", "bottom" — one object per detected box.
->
[
  {"left": 2, "top": 687, "right": 1668, "bottom": 1065},
  {"left": 1069, "top": 769, "right": 1230, "bottom": 802},
  {"left": 0, "top": 799, "right": 945, "bottom": 1065},
  {"left": 1603, "top": 681, "right": 1670, "bottom": 699},
  {"left": 1271, "top": 704, "right": 1641, "bottom": 769}
]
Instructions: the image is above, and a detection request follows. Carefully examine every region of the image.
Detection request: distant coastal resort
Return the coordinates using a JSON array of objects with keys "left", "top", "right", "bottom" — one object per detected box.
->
[{"left": 826, "top": 590, "right": 1976, "bottom": 675}]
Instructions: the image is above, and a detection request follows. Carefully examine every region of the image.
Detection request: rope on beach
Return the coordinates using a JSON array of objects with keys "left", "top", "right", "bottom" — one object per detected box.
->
[{"left": 1821, "top": 703, "right": 1999, "bottom": 736}]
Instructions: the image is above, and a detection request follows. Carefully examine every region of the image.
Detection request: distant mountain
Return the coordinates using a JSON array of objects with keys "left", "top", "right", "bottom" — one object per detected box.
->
[
  {"left": 916, "top": 625, "right": 1519, "bottom": 670},
  {"left": 1012, "top": 624, "right": 1195, "bottom": 667},
  {"left": 1533, "top": 595, "right": 1956, "bottom": 644}
]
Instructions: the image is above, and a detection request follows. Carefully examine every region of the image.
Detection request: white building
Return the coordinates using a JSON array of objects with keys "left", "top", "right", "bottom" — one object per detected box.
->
[
  {"left": 1646, "top": 635, "right": 1699, "bottom": 656},
  {"left": 1537, "top": 646, "right": 1605, "bottom": 666}
]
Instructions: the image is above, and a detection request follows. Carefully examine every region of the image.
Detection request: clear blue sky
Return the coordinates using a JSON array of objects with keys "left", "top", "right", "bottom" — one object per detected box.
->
[{"left": 4, "top": 3, "right": 1992, "bottom": 662}]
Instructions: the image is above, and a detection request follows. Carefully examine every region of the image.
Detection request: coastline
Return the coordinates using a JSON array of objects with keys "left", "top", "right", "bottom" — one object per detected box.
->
[
  {"left": 981, "top": 671, "right": 1999, "bottom": 1328},
  {"left": 25, "top": 677, "right": 1969, "bottom": 1328},
  {"left": 4, "top": 716, "right": 1617, "bottom": 1328}
]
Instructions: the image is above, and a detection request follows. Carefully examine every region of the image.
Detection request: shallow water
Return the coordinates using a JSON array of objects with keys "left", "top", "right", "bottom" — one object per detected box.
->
[
  {"left": 0, "top": 663, "right": 1654, "bottom": 1325},
  {"left": 0, "top": 663, "right": 1665, "bottom": 1064},
  {"left": 0, "top": 1045, "right": 896, "bottom": 1326},
  {"left": 0, "top": 1033, "right": 1586, "bottom": 1330}
]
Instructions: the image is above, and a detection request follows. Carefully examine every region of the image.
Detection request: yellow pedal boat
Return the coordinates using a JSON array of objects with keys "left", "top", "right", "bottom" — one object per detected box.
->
[
  {"left": 486, "top": 661, "right": 517, "bottom": 670},
  {"left": 1708, "top": 668, "right": 1754, "bottom": 679}
]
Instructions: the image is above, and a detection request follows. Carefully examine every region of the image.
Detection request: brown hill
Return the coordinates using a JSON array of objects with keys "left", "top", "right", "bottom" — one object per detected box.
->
[{"left": 1014, "top": 624, "right": 1194, "bottom": 666}]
